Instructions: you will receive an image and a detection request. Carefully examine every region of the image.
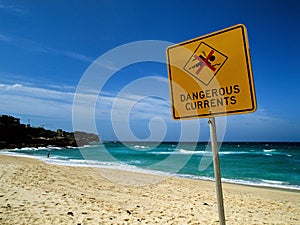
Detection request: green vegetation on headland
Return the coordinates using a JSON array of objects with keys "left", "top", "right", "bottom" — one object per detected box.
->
[{"left": 0, "top": 115, "right": 99, "bottom": 149}]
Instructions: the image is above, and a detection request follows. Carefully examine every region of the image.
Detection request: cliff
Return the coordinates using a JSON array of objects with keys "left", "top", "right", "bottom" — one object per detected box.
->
[{"left": 0, "top": 115, "right": 99, "bottom": 149}]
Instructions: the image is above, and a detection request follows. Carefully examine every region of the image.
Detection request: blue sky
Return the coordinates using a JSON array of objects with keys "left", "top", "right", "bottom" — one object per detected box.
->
[{"left": 0, "top": 0, "right": 299, "bottom": 142}]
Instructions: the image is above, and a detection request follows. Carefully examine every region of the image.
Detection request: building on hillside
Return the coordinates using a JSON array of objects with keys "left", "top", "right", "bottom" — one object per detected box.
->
[{"left": 0, "top": 115, "right": 20, "bottom": 126}]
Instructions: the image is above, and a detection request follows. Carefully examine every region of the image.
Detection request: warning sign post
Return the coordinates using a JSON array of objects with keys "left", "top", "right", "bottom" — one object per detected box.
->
[
  {"left": 209, "top": 116, "right": 226, "bottom": 225},
  {"left": 166, "top": 24, "right": 257, "bottom": 225}
]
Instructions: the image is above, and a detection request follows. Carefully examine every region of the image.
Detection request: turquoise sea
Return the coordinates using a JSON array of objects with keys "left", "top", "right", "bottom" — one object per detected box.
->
[{"left": 1, "top": 142, "right": 300, "bottom": 190}]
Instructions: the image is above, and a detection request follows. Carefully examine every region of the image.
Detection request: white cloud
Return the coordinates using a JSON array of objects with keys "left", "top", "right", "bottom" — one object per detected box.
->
[
  {"left": 0, "top": 1, "right": 30, "bottom": 15},
  {"left": 228, "top": 108, "right": 285, "bottom": 127},
  {"left": 0, "top": 72, "right": 77, "bottom": 92},
  {"left": 222, "top": 107, "right": 295, "bottom": 141},
  {"left": 50, "top": 49, "right": 94, "bottom": 63},
  {"left": 4, "top": 82, "right": 289, "bottom": 141},
  {"left": 0, "top": 83, "right": 73, "bottom": 102},
  {"left": 95, "top": 91, "right": 172, "bottom": 123},
  {"left": 0, "top": 32, "right": 94, "bottom": 63},
  {"left": 0, "top": 33, "right": 12, "bottom": 42},
  {"left": 0, "top": 83, "right": 74, "bottom": 119},
  {"left": 0, "top": 82, "right": 172, "bottom": 127}
]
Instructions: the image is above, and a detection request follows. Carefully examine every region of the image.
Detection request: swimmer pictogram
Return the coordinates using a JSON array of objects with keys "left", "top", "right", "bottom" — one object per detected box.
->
[{"left": 184, "top": 42, "right": 228, "bottom": 86}]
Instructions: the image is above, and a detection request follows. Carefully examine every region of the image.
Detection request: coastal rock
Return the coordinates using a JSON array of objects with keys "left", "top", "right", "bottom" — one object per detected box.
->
[{"left": 0, "top": 115, "right": 99, "bottom": 149}]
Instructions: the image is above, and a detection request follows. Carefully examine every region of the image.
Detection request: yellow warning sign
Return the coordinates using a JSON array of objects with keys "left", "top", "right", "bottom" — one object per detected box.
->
[{"left": 167, "top": 24, "right": 257, "bottom": 120}]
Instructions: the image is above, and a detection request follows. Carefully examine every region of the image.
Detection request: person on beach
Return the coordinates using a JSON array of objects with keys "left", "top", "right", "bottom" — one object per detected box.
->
[{"left": 47, "top": 152, "right": 50, "bottom": 158}]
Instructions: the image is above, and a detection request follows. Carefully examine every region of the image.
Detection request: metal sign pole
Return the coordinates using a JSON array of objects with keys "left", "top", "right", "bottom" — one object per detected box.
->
[{"left": 208, "top": 116, "right": 226, "bottom": 225}]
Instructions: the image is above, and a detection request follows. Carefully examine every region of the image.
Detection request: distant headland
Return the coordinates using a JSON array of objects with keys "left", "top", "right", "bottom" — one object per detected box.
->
[{"left": 0, "top": 115, "right": 99, "bottom": 149}]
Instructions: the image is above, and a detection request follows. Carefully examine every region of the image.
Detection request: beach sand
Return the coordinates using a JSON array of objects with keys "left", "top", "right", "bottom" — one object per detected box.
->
[{"left": 0, "top": 155, "right": 299, "bottom": 224}]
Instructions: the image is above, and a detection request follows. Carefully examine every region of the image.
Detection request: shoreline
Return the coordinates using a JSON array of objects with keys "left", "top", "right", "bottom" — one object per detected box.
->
[
  {"left": 1, "top": 150, "right": 300, "bottom": 192},
  {"left": 1, "top": 154, "right": 299, "bottom": 224}
]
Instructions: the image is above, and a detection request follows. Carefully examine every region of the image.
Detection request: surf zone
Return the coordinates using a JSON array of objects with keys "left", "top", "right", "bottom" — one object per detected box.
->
[{"left": 179, "top": 85, "right": 240, "bottom": 111}]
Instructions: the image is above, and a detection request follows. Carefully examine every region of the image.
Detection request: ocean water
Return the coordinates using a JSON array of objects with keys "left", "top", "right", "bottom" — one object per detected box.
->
[{"left": 1, "top": 142, "right": 300, "bottom": 190}]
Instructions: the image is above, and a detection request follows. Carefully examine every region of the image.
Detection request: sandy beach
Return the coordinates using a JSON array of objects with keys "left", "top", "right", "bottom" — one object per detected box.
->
[{"left": 0, "top": 155, "right": 299, "bottom": 224}]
